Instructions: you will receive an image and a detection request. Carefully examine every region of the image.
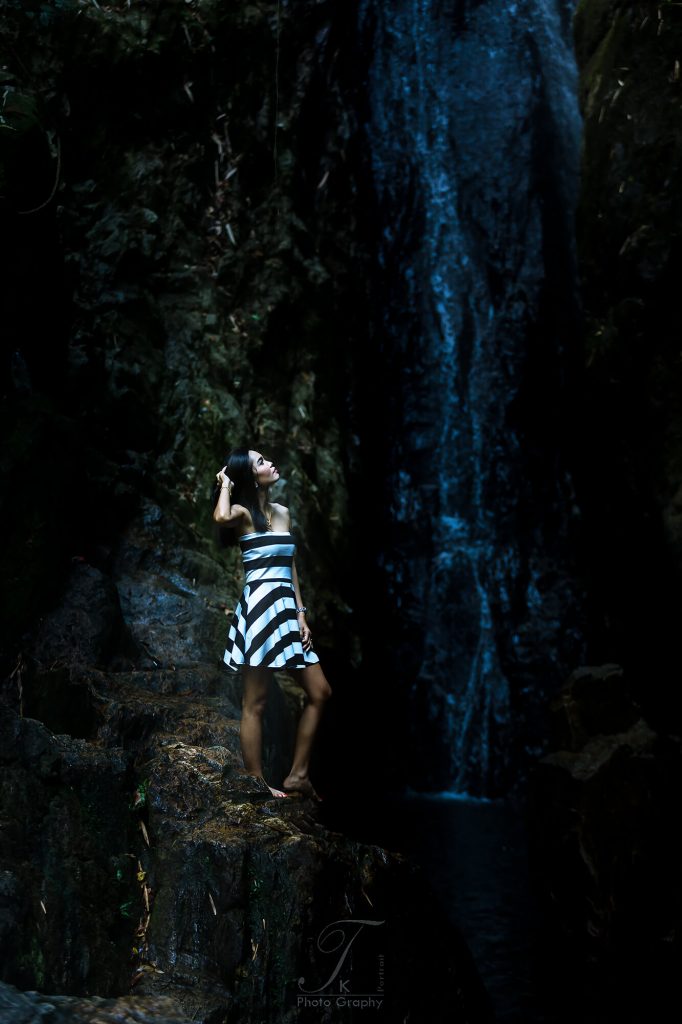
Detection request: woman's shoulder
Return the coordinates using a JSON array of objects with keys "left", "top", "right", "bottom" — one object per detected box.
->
[{"left": 271, "top": 502, "right": 291, "bottom": 529}]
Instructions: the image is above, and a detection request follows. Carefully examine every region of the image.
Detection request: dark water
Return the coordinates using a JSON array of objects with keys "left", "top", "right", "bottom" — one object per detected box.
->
[
  {"left": 400, "top": 792, "right": 556, "bottom": 1022},
  {"left": 325, "top": 789, "right": 558, "bottom": 1023}
]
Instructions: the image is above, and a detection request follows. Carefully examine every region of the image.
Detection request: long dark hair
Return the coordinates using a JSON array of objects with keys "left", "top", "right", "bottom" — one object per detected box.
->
[{"left": 211, "top": 446, "right": 270, "bottom": 548}]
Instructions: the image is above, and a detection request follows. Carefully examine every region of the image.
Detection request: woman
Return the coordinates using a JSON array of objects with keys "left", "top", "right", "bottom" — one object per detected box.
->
[{"left": 212, "top": 446, "right": 332, "bottom": 800}]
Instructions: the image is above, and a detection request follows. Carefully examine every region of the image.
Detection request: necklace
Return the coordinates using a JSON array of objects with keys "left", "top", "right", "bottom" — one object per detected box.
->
[{"left": 265, "top": 505, "right": 272, "bottom": 530}]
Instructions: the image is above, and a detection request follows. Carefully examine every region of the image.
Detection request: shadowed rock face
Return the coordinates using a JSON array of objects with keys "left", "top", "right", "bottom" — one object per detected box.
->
[
  {"left": 523, "top": 2, "right": 682, "bottom": 1014},
  {"left": 570, "top": 0, "right": 682, "bottom": 726},
  {"left": 0, "top": 706, "right": 495, "bottom": 1022},
  {"left": 527, "top": 665, "right": 682, "bottom": 1019}
]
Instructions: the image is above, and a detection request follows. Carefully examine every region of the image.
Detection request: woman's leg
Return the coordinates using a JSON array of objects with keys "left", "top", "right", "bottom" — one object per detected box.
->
[
  {"left": 282, "top": 662, "right": 332, "bottom": 799},
  {"left": 240, "top": 665, "right": 288, "bottom": 798}
]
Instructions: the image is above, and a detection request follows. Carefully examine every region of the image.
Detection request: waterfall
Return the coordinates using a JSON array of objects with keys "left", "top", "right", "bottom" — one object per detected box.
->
[{"left": 358, "top": 0, "right": 585, "bottom": 796}]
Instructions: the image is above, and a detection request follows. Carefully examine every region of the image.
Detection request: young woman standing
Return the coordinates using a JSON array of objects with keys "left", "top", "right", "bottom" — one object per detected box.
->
[{"left": 213, "top": 447, "right": 332, "bottom": 800}]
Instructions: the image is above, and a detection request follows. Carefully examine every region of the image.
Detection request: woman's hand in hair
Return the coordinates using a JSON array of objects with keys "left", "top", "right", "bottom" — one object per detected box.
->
[
  {"left": 216, "top": 466, "right": 234, "bottom": 493},
  {"left": 214, "top": 467, "right": 245, "bottom": 525}
]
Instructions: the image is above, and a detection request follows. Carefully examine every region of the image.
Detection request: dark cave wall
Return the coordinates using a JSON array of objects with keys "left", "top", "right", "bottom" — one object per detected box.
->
[
  {"left": 526, "top": 4, "right": 682, "bottom": 1017},
  {"left": 572, "top": 0, "right": 682, "bottom": 728}
]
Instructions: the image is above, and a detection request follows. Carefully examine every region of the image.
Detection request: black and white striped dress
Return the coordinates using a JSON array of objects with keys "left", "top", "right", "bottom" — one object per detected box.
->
[{"left": 223, "top": 531, "right": 320, "bottom": 671}]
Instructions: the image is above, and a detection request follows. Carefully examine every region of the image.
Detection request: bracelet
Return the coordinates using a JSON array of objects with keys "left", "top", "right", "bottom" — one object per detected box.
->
[
  {"left": 220, "top": 484, "right": 231, "bottom": 490},
  {"left": 296, "top": 606, "right": 307, "bottom": 614}
]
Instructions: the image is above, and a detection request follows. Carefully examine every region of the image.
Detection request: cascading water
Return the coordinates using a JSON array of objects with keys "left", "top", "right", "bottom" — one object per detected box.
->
[{"left": 358, "top": 0, "right": 586, "bottom": 796}]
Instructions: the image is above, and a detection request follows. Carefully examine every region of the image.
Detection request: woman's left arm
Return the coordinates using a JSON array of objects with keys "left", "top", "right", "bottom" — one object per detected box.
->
[{"left": 291, "top": 557, "right": 312, "bottom": 651}]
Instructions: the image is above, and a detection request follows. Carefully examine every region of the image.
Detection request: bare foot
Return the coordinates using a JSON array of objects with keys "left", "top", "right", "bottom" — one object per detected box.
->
[
  {"left": 244, "top": 773, "right": 290, "bottom": 799},
  {"left": 282, "top": 773, "right": 322, "bottom": 801}
]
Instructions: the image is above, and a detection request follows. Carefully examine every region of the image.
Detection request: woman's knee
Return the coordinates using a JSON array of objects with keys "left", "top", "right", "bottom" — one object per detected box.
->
[
  {"left": 242, "top": 694, "right": 268, "bottom": 716},
  {"left": 299, "top": 663, "right": 332, "bottom": 703},
  {"left": 311, "top": 679, "right": 332, "bottom": 704}
]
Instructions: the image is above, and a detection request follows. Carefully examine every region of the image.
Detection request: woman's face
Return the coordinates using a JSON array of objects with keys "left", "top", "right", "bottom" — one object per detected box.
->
[{"left": 249, "top": 450, "right": 280, "bottom": 488}]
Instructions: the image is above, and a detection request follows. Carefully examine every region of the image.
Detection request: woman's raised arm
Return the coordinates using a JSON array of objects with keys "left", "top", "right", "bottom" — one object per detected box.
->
[{"left": 213, "top": 467, "right": 245, "bottom": 525}]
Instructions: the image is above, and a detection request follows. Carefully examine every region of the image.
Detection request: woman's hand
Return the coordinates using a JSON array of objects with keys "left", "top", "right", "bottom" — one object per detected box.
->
[
  {"left": 298, "top": 614, "right": 313, "bottom": 652},
  {"left": 216, "top": 466, "right": 234, "bottom": 493}
]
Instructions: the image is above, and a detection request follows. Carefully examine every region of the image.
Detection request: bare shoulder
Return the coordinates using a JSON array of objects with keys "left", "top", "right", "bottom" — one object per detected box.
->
[{"left": 271, "top": 503, "right": 291, "bottom": 529}]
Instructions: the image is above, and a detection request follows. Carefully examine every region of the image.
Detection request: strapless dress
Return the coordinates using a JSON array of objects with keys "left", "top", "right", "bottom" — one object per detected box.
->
[{"left": 223, "top": 531, "right": 319, "bottom": 670}]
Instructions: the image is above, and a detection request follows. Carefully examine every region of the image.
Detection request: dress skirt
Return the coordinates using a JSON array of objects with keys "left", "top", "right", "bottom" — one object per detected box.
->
[{"left": 223, "top": 531, "right": 320, "bottom": 671}]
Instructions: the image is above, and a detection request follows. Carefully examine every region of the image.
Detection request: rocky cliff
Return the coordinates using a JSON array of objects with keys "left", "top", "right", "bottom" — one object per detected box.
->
[{"left": 571, "top": 0, "right": 682, "bottom": 724}]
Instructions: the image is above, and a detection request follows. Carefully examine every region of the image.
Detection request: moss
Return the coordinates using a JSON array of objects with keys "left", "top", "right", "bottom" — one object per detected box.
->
[{"left": 16, "top": 932, "right": 47, "bottom": 990}]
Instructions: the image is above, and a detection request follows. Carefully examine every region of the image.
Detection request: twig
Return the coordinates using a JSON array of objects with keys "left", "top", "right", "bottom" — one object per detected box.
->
[{"left": 18, "top": 135, "right": 61, "bottom": 216}]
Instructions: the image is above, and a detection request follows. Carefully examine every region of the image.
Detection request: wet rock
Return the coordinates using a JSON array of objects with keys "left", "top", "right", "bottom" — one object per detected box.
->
[
  {"left": 24, "top": 561, "right": 126, "bottom": 671},
  {"left": 547, "top": 662, "right": 641, "bottom": 751},
  {"left": 0, "top": 978, "right": 192, "bottom": 1024},
  {"left": 0, "top": 708, "right": 136, "bottom": 996}
]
